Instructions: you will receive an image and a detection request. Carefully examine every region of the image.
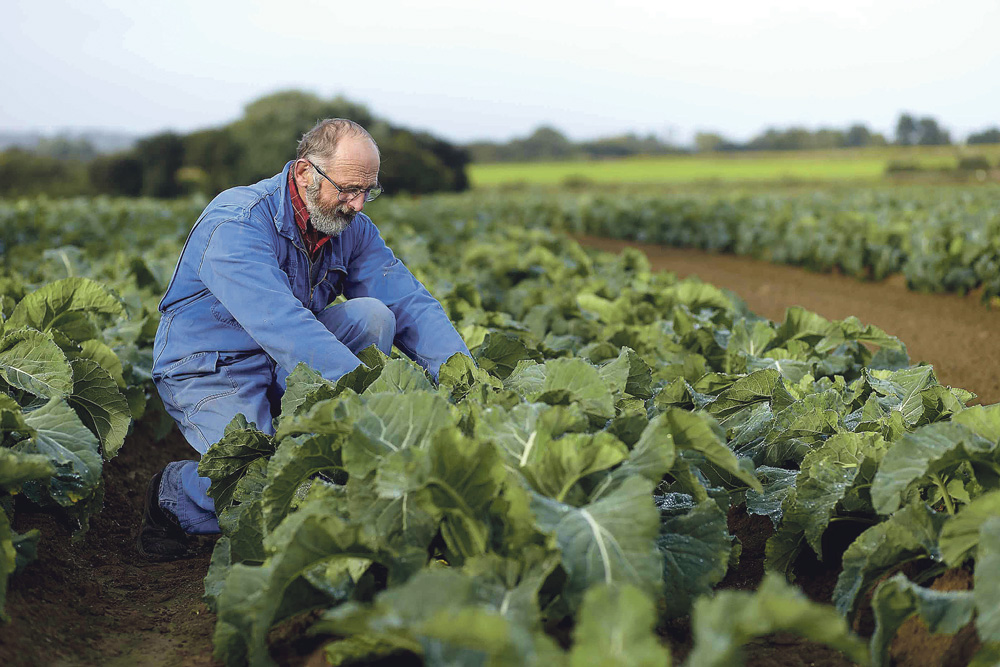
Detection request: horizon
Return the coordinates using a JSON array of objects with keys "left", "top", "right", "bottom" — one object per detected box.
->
[{"left": 3, "top": 0, "right": 999, "bottom": 146}]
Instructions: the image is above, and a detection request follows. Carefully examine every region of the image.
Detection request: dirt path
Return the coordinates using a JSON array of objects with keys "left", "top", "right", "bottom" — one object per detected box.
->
[
  {"left": 578, "top": 235, "right": 1000, "bottom": 406},
  {"left": 0, "top": 420, "right": 219, "bottom": 667}
]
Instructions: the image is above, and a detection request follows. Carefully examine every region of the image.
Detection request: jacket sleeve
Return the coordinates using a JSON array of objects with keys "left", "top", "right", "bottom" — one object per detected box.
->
[
  {"left": 343, "top": 218, "right": 470, "bottom": 379},
  {"left": 198, "top": 219, "right": 364, "bottom": 381}
]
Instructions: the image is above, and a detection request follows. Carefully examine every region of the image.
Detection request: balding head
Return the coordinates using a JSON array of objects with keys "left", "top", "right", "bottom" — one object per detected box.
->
[{"left": 297, "top": 118, "right": 379, "bottom": 165}]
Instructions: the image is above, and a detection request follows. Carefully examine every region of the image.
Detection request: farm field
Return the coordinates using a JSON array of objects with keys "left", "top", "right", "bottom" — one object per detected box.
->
[
  {"left": 1, "top": 235, "right": 997, "bottom": 666},
  {"left": 468, "top": 144, "right": 1000, "bottom": 187},
  {"left": 1, "top": 191, "right": 999, "bottom": 667}
]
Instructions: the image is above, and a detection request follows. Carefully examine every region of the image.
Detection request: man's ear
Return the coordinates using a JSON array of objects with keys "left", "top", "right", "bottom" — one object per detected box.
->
[{"left": 293, "top": 159, "right": 311, "bottom": 188}]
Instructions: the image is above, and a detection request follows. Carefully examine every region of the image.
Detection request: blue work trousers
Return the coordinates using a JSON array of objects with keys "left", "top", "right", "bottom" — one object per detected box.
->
[{"left": 155, "top": 297, "right": 396, "bottom": 533}]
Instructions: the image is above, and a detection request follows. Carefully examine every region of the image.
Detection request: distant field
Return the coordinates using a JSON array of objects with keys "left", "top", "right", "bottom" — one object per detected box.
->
[{"left": 468, "top": 144, "right": 1000, "bottom": 187}]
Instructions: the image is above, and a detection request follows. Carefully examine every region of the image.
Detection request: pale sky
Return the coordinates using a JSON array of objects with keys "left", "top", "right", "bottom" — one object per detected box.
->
[{"left": 3, "top": 0, "right": 999, "bottom": 144}]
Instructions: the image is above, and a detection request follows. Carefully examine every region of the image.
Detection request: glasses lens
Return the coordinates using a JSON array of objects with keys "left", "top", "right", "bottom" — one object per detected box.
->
[
  {"left": 337, "top": 190, "right": 360, "bottom": 203},
  {"left": 365, "top": 186, "right": 383, "bottom": 202}
]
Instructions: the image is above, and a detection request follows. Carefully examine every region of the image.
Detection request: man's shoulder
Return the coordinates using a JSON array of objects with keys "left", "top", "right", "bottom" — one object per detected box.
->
[
  {"left": 194, "top": 172, "right": 287, "bottom": 235},
  {"left": 206, "top": 172, "right": 284, "bottom": 218}
]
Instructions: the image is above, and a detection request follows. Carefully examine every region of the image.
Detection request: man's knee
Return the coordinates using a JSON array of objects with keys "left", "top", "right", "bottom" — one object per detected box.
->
[{"left": 319, "top": 297, "right": 396, "bottom": 355}]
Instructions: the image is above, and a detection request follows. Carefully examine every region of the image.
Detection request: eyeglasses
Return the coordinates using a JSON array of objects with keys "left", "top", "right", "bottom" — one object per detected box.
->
[{"left": 305, "top": 160, "right": 383, "bottom": 203}]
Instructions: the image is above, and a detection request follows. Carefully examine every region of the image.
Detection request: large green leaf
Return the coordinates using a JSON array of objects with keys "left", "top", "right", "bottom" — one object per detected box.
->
[
  {"left": 970, "top": 644, "right": 1000, "bottom": 667},
  {"left": 278, "top": 363, "right": 337, "bottom": 417},
  {"left": 76, "top": 339, "right": 126, "bottom": 388},
  {"left": 687, "top": 573, "right": 869, "bottom": 667},
  {"left": 531, "top": 476, "right": 661, "bottom": 607},
  {"left": 767, "top": 432, "right": 886, "bottom": 568},
  {"left": 975, "top": 516, "right": 1000, "bottom": 643},
  {"left": 658, "top": 499, "right": 732, "bottom": 618},
  {"left": 212, "top": 496, "right": 385, "bottom": 667},
  {"left": 659, "top": 408, "right": 761, "bottom": 493},
  {"left": 67, "top": 358, "right": 131, "bottom": 459},
  {"left": 260, "top": 433, "right": 342, "bottom": 532},
  {"left": 938, "top": 490, "right": 1000, "bottom": 566},
  {"left": 869, "top": 573, "right": 975, "bottom": 667},
  {"left": 376, "top": 430, "right": 506, "bottom": 562},
  {"left": 342, "top": 392, "right": 455, "bottom": 478},
  {"left": 0, "top": 448, "right": 54, "bottom": 493},
  {"left": 198, "top": 419, "right": 276, "bottom": 514},
  {"left": 597, "top": 347, "right": 654, "bottom": 400},
  {"left": 951, "top": 404, "right": 1000, "bottom": 441},
  {"left": 833, "top": 503, "right": 946, "bottom": 619},
  {"left": 473, "top": 331, "right": 543, "bottom": 381},
  {"left": 438, "top": 353, "right": 505, "bottom": 403},
  {"left": 0, "top": 508, "right": 15, "bottom": 621},
  {"left": 871, "top": 422, "right": 997, "bottom": 515},
  {"left": 521, "top": 432, "right": 627, "bottom": 504},
  {"left": 569, "top": 584, "right": 671, "bottom": 667},
  {"left": 316, "top": 568, "right": 556, "bottom": 667},
  {"left": 745, "top": 465, "right": 797, "bottom": 527},
  {"left": 591, "top": 413, "right": 679, "bottom": 501},
  {"left": 363, "top": 358, "right": 433, "bottom": 395},
  {"left": 816, "top": 315, "right": 906, "bottom": 354},
  {"left": 864, "top": 366, "right": 938, "bottom": 426},
  {"left": 21, "top": 397, "right": 102, "bottom": 507},
  {"left": 507, "top": 358, "right": 616, "bottom": 422},
  {"left": 707, "top": 369, "right": 795, "bottom": 428},
  {"left": 6, "top": 277, "right": 125, "bottom": 342},
  {"left": 0, "top": 328, "right": 73, "bottom": 398},
  {"left": 474, "top": 402, "right": 588, "bottom": 472}
]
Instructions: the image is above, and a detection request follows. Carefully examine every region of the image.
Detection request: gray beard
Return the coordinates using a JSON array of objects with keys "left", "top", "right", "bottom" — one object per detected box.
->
[{"left": 305, "top": 180, "right": 356, "bottom": 237}]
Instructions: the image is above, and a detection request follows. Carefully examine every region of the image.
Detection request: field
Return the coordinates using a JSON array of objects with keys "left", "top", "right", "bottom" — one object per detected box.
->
[
  {"left": 1, "top": 188, "right": 999, "bottom": 667},
  {"left": 468, "top": 144, "right": 1000, "bottom": 187}
]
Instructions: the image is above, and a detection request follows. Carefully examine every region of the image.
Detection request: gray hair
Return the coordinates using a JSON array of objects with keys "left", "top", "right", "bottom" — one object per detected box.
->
[{"left": 296, "top": 118, "right": 379, "bottom": 164}]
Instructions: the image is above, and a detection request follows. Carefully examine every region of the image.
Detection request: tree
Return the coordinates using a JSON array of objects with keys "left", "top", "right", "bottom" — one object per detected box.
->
[
  {"left": 895, "top": 113, "right": 918, "bottom": 145},
  {"left": 968, "top": 127, "right": 1000, "bottom": 145},
  {"left": 916, "top": 117, "right": 951, "bottom": 145},
  {"left": 134, "top": 132, "right": 186, "bottom": 198},
  {"left": 844, "top": 124, "right": 887, "bottom": 147},
  {"left": 88, "top": 154, "right": 143, "bottom": 197},
  {"left": 694, "top": 133, "right": 724, "bottom": 152},
  {"left": 182, "top": 127, "right": 244, "bottom": 195}
]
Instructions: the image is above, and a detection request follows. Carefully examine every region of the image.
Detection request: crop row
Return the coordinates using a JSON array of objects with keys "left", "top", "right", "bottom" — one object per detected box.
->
[{"left": 369, "top": 185, "right": 1000, "bottom": 302}]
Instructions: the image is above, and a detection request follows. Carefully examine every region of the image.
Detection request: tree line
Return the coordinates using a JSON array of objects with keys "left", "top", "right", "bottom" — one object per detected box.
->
[
  {"left": 0, "top": 91, "right": 470, "bottom": 199},
  {"left": 470, "top": 113, "right": 1000, "bottom": 163}
]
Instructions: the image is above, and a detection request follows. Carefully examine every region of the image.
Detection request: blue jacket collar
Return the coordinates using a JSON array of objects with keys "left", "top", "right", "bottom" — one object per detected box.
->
[{"left": 273, "top": 160, "right": 300, "bottom": 243}]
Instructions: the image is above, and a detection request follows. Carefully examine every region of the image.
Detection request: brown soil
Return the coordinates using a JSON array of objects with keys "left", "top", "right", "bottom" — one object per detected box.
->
[
  {"left": 578, "top": 236, "right": 1000, "bottom": 406},
  {"left": 889, "top": 568, "right": 981, "bottom": 667},
  {"left": 0, "top": 420, "right": 220, "bottom": 667}
]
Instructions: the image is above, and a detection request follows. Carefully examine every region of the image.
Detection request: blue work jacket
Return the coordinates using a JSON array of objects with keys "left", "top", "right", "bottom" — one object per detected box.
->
[{"left": 152, "top": 161, "right": 469, "bottom": 383}]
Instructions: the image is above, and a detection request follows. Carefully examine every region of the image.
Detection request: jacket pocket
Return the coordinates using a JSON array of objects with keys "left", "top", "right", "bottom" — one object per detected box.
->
[
  {"left": 162, "top": 351, "right": 220, "bottom": 380},
  {"left": 157, "top": 351, "right": 239, "bottom": 417},
  {"left": 211, "top": 300, "right": 243, "bottom": 330}
]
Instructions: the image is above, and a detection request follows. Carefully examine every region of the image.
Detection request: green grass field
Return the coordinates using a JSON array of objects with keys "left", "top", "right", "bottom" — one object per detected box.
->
[{"left": 468, "top": 144, "right": 1000, "bottom": 188}]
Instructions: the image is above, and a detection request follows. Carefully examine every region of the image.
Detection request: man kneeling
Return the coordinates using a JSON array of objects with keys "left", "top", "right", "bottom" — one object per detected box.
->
[{"left": 138, "top": 119, "right": 470, "bottom": 560}]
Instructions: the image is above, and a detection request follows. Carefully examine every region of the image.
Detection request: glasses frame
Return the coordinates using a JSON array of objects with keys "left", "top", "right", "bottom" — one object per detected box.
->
[{"left": 304, "top": 159, "right": 382, "bottom": 203}]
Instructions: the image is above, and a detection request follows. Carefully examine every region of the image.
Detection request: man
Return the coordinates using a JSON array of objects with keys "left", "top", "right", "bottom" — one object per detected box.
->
[{"left": 137, "top": 119, "right": 470, "bottom": 560}]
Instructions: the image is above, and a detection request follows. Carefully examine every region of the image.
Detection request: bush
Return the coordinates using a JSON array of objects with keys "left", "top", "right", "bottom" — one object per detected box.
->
[
  {"left": 884, "top": 160, "right": 922, "bottom": 174},
  {"left": 0, "top": 149, "right": 91, "bottom": 198},
  {"left": 956, "top": 156, "right": 992, "bottom": 172}
]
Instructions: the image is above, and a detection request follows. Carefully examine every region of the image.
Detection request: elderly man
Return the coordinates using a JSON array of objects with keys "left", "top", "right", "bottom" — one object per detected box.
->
[{"left": 137, "top": 119, "right": 470, "bottom": 560}]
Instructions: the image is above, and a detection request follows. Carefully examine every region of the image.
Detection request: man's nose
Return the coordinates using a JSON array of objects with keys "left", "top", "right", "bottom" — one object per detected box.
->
[{"left": 348, "top": 193, "right": 365, "bottom": 212}]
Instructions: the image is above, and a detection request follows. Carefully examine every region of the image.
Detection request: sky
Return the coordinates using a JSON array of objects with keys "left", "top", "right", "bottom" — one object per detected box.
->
[{"left": 3, "top": 0, "right": 999, "bottom": 145}]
